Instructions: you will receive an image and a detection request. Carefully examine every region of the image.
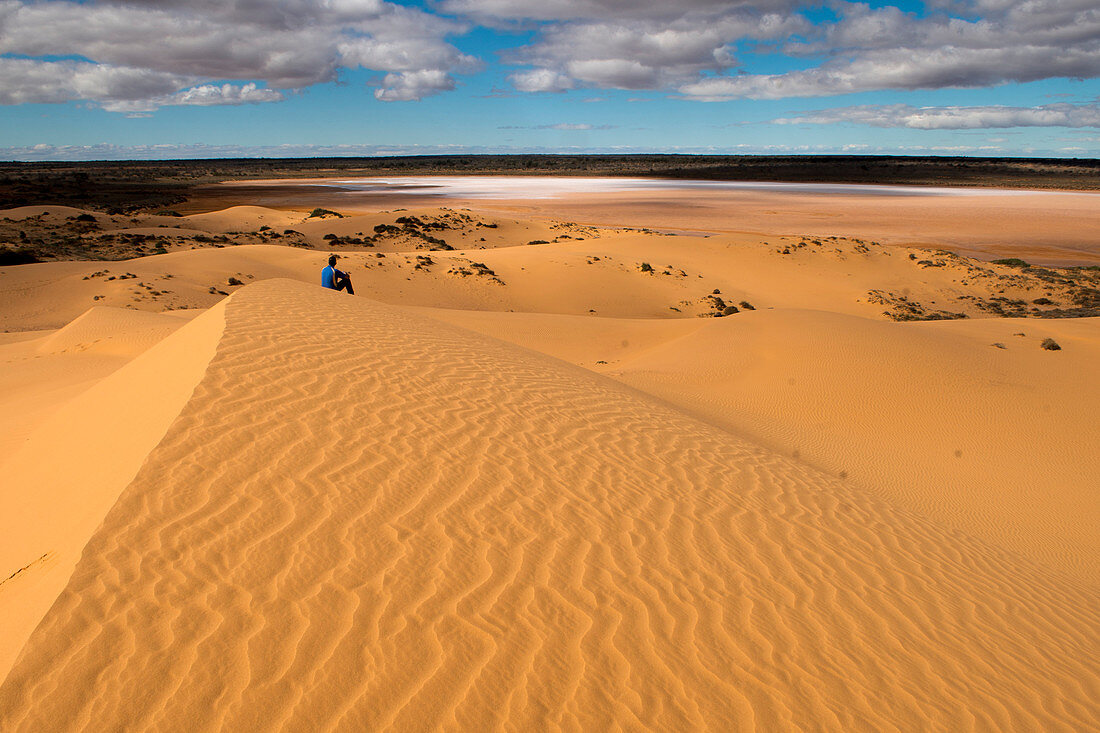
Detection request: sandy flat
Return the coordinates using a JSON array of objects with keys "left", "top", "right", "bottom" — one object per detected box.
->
[
  {"left": 0, "top": 190, "right": 1097, "bottom": 731},
  {"left": 195, "top": 177, "right": 1100, "bottom": 264}
]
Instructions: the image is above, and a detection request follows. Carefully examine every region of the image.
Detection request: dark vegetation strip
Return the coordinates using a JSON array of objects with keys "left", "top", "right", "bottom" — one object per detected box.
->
[{"left": 1, "top": 155, "right": 1097, "bottom": 213}]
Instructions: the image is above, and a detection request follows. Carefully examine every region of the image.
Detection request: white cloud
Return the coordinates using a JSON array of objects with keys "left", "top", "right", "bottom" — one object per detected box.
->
[
  {"left": 509, "top": 69, "right": 575, "bottom": 93},
  {"left": 0, "top": 57, "right": 188, "bottom": 105},
  {"left": 506, "top": 11, "right": 807, "bottom": 92},
  {"left": 474, "top": 0, "right": 1100, "bottom": 99},
  {"left": 103, "top": 83, "right": 286, "bottom": 113},
  {"left": 0, "top": 0, "right": 476, "bottom": 110},
  {"left": 680, "top": 43, "right": 1100, "bottom": 100},
  {"left": 498, "top": 123, "right": 616, "bottom": 130},
  {"left": 773, "top": 103, "right": 1100, "bottom": 129},
  {"left": 439, "top": 0, "right": 803, "bottom": 22},
  {"left": 374, "top": 70, "right": 455, "bottom": 101},
  {"left": 0, "top": 58, "right": 285, "bottom": 111}
]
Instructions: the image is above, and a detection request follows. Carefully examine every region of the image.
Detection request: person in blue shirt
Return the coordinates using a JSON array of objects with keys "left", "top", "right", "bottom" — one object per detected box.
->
[{"left": 321, "top": 254, "right": 354, "bottom": 294}]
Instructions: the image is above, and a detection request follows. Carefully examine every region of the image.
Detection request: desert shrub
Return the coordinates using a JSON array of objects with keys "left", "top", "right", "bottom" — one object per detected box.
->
[
  {"left": 323, "top": 233, "right": 339, "bottom": 241},
  {"left": 739, "top": 301, "right": 755, "bottom": 310},
  {"left": 0, "top": 248, "right": 41, "bottom": 265},
  {"left": 227, "top": 277, "right": 244, "bottom": 286},
  {"left": 308, "top": 208, "right": 343, "bottom": 219},
  {"left": 639, "top": 262, "right": 653, "bottom": 273},
  {"left": 721, "top": 305, "right": 739, "bottom": 316},
  {"left": 992, "top": 258, "right": 1029, "bottom": 268},
  {"left": 1040, "top": 338, "right": 1061, "bottom": 351},
  {"left": 74, "top": 213, "right": 97, "bottom": 222}
]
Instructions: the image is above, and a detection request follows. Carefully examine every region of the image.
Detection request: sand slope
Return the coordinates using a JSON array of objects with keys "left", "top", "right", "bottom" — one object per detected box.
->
[
  {"left": 0, "top": 306, "right": 199, "bottom": 456},
  {"left": 0, "top": 280, "right": 1095, "bottom": 731},
  {"left": 421, "top": 307, "right": 1100, "bottom": 581},
  {"left": 0, "top": 302, "right": 225, "bottom": 680}
]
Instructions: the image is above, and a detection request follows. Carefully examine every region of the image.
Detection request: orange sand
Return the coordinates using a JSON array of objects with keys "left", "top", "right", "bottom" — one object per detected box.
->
[{"left": 0, "top": 193, "right": 1097, "bottom": 731}]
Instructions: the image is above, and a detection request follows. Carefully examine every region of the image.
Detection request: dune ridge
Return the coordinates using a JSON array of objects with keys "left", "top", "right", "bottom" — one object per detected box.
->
[
  {"left": 0, "top": 301, "right": 226, "bottom": 680},
  {"left": 0, "top": 279, "right": 1095, "bottom": 731}
]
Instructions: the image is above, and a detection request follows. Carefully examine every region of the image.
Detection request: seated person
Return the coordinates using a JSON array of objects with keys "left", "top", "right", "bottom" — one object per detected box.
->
[{"left": 321, "top": 254, "right": 354, "bottom": 294}]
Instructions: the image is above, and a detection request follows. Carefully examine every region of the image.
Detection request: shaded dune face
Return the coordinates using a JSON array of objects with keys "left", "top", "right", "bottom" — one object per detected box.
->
[{"left": 1, "top": 280, "right": 1096, "bottom": 731}]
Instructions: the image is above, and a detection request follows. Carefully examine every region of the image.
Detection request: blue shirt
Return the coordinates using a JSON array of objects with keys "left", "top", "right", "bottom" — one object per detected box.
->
[{"left": 321, "top": 265, "right": 338, "bottom": 289}]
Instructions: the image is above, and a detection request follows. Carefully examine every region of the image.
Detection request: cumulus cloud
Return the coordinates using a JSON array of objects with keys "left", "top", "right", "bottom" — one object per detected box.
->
[
  {"left": 477, "top": 0, "right": 1100, "bottom": 99},
  {"left": 374, "top": 70, "right": 456, "bottom": 101},
  {"left": 772, "top": 103, "right": 1100, "bottom": 129},
  {"left": 0, "top": 57, "right": 188, "bottom": 106},
  {"left": 440, "top": 0, "right": 803, "bottom": 22},
  {"left": 0, "top": 0, "right": 476, "bottom": 110},
  {"left": 692, "top": 0, "right": 1100, "bottom": 100},
  {"left": 509, "top": 69, "right": 575, "bottom": 93},
  {"left": 103, "top": 83, "right": 286, "bottom": 113},
  {"left": 505, "top": 10, "right": 807, "bottom": 92},
  {"left": 0, "top": 58, "right": 285, "bottom": 112},
  {"left": 498, "top": 123, "right": 616, "bottom": 130}
]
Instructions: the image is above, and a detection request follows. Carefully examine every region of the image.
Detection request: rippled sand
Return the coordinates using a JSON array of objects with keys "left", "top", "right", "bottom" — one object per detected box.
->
[{"left": 1, "top": 197, "right": 1097, "bottom": 731}]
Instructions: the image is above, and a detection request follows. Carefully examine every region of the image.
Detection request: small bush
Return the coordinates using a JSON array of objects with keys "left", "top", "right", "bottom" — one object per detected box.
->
[
  {"left": 639, "top": 262, "right": 653, "bottom": 273},
  {"left": 323, "top": 233, "right": 339, "bottom": 241},
  {"left": 74, "top": 213, "right": 97, "bottom": 222},
  {"left": 1040, "top": 338, "right": 1061, "bottom": 351},
  {"left": 721, "top": 305, "right": 739, "bottom": 316},
  {"left": 739, "top": 301, "right": 755, "bottom": 310},
  {"left": 992, "top": 258, "right": 1029, "bottom": 268},
  {"left": 307, "top": 208, "right": 343, "bottom": 219},
  {"left": 0, "top": 248, "right": 41, "bottom": 265},
  {"left": 227, "top": 277, "right": 244, "bottom": 286}
]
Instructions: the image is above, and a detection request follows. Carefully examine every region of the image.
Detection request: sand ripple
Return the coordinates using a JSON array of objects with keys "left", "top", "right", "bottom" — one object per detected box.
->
[{"left": 1, "top": 280, "right": 1096, "bottom": 731}]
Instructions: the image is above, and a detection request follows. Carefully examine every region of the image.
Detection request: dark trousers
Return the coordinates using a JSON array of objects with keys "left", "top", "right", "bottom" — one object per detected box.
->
[{"left": 334, "top": 275, "right": 354, "bottom": 295}]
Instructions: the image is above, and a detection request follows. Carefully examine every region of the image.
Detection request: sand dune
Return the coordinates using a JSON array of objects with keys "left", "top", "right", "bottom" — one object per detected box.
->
[
  {"left": 0, "top": 280, "right": 1096, "bottom": 731},
  {"left": 0, "top": 307, "right": 199, "bottom": 454},
  {"left": 0, "top": 302, "right": 225, "bottom": 680},
  {"left": 421, "top": 307, "right": 1100, "bottom": 581}
]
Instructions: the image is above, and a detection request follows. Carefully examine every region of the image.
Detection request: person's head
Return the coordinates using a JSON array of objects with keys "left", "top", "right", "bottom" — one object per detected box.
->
[{"left": 328, "top": 254, "right": 337, "bottom": 267}]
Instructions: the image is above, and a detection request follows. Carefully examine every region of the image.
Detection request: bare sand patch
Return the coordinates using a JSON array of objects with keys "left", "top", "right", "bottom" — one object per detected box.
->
[
  {"left": 0, "top": 281, "right": 1096, "bottom": 731},
  {"left": 0, "top": 302, "right": 225, "bottom": 680},
  {"left": 0, "top": 192, "right": 1096, "bottom": 730}
]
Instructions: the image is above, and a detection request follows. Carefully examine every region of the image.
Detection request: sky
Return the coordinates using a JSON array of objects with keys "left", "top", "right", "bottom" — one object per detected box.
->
[{"left": 1, "top": 0, "right": 1098, "bottom": 160}]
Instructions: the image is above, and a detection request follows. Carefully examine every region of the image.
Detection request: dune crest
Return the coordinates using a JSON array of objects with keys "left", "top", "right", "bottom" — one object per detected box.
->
[
  {"left": 0, "top": 301, "right": 226, "bottom": 680},
  {"left": 0, "top": 280, "right": 1095, "bottom": 731}
]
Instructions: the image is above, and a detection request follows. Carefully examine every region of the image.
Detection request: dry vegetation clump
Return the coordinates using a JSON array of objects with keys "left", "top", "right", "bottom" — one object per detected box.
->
[
  {"left": 867, "top": 290, "right": 969, "bottom": 321},
  {"left": 307, "top": 208, "right": 344, "bottom": 219}
]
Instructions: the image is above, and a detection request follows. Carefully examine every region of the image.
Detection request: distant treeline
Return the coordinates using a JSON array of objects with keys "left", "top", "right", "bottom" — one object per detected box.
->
[{"left": 2, "top": 155, "right": 1097, "bottom": 212}]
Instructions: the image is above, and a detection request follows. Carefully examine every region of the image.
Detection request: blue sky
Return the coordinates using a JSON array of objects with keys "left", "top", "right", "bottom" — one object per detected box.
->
[{"left": 1, "top": 0, "right": 1097, "bottom": 160}]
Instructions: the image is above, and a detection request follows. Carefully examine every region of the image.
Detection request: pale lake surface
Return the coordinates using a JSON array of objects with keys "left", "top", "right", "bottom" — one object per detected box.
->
[{"left": 314, "top": 176, "right": 1053, "bottom": 200}]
